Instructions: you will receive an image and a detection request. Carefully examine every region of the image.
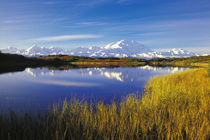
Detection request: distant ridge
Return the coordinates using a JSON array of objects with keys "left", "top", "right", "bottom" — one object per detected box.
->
[{"left": 0, "top": 40, "right": 199, "bottom": 58}]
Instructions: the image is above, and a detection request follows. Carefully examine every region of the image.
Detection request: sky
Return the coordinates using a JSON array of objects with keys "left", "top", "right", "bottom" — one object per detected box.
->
[{"left": 0, "top": 0, "right": 210, "bottom": 53}]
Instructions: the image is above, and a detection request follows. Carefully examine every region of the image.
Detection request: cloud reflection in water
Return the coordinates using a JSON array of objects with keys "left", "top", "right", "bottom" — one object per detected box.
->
[{"left": 31, "top": 79, "right": 100, "bottom": 87}]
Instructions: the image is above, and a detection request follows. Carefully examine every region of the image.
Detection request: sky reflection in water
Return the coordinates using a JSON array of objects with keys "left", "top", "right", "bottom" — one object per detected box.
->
[{"left": 0, "top": 66, "right": 188, "bottom": 113}]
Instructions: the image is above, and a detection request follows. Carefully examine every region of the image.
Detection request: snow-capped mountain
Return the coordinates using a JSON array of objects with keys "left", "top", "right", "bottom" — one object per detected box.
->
[
  {"left": 0, "top": 40, "right": 199, "bottom": 58},
  {"left": 23, "top": 44, "right": 69, "bottom": 56},
  {"left": 0, "top": 46, "right": 25, "bottom": 54},
  {"left": 0, "top": 44, "right": 70, "bottom": 57},
  {"left": 158, "top": 48, "right": 196, "bottom": 58}
]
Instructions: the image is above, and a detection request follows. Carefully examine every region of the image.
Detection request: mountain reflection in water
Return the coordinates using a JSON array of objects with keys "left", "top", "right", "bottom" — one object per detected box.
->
[
  {"left": 25, "top": 66, "right": 187, "bottom": 82},
  {"left": 0, "top": 66, "right": 188, "bottom": 114}
]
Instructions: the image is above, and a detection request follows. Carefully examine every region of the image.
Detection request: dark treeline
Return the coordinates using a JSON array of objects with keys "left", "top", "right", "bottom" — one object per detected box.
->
[{"left": 0, "top": 53, "right": 73, "bottom": 74}]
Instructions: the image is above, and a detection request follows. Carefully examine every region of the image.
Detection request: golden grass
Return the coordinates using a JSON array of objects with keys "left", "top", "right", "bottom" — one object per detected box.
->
[
  {"left": 143, "top": 68, "right": 210, "bottom": 139},
  {"left": 0, "top": 68, "right": 209, "bottom": 139}
]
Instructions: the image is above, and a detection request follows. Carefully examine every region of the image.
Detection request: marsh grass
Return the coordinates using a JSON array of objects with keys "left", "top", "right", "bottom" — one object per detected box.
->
[
  {"left": 0, "top": 68, "right": 209, "bottom": 140},
  {"left": 143, "top": 68, "right": 209, "bottom": 139}
]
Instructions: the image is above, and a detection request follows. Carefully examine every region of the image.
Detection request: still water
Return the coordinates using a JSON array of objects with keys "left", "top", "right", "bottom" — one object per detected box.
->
[{"left": 0, "top": 66, "right": 187, "bottom": 113}]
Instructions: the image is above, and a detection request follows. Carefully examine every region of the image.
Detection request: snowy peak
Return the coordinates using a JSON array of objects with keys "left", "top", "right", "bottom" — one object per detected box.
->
[
  {"left": 21, "top": 45, "right": 68, "bottom": 56},
  {"left": 26, "top": 44, "right": 41, "bottom": 53},
  {"left": 7, "top": 46, "right": 18, "bottom": 50},
  {"left": 170, "top": 48, "right": 193, "bottom": 55},
  {"left": 87, "top": 40, "right": 153, "bottom": 58},
  {"left": 171, "top": 48, "right": 185, "bottom": 54},
  {"left": 104, "top": 40, "right": 130, "bottom": 49},
  {"left": 159, "top": 48, "right": 196, "bottom": 57},
  {"left": 104, "top": 40, "right": 148, "bottom": 50},
  {"left": 0, "top": 46, "right": 24, "bottom": 54},
  {"left": 165, "top": 48, "right": 188, "bottom": 55}
]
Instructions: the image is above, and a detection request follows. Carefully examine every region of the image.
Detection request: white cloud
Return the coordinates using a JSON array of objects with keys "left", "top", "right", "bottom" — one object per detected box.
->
[
  {"left": 64, "top": 22, "right": 107, "bottom": 29},
  {"left": 77, "top": 22, "right": 107, "bottom": 26},
  {"left": 33, "top": 34, "right": 102, "bottom": 41},
  {"left": 136, "top": 31, "right": 166, "bottom": 36}
]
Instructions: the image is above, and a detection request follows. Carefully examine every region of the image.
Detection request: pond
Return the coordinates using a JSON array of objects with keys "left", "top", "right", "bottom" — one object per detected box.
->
[{"left": 0, "top": 66, "right": 188, "bottom": 114}]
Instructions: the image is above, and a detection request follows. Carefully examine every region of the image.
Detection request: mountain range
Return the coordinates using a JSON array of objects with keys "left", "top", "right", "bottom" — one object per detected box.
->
[{"left": 0, "top": 40, "right": 200, "bottom": 59}]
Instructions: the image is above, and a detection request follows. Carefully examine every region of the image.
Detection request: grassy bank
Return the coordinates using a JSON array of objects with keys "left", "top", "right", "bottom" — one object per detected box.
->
[
  {"left": 0, "top": 68, "right": 209, "bottom": 139},
  {"left": 148, "top": 55, "right": 210, "bottom": 68},
  {"left": 36, "top": 54, "right": 210, "bottom": 68},
  {"left": 143, "top": 68, "right": 209, "bottom": 139}
]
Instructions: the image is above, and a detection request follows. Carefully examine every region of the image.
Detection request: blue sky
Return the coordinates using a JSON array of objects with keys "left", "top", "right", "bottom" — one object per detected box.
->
[{"left": 0, "top": 0, "right": 210, "bottom": 53}]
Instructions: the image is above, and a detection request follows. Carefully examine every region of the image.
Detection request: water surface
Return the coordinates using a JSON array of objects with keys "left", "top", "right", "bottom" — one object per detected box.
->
[{"left": 0, "top": 66, "right": 188, "bottom": 113}]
